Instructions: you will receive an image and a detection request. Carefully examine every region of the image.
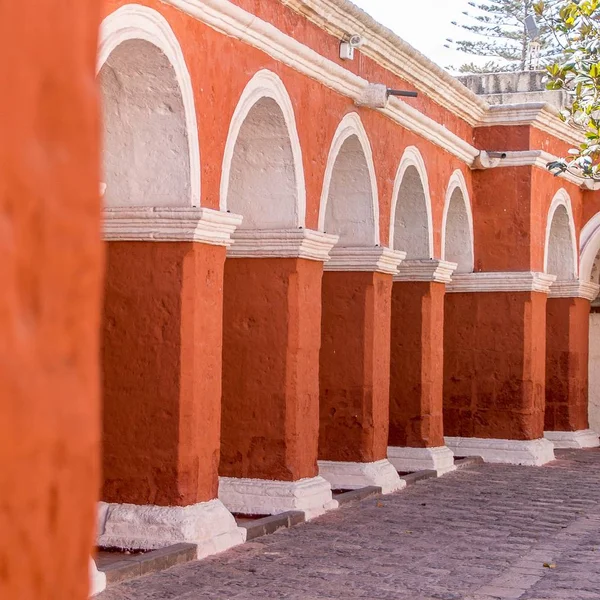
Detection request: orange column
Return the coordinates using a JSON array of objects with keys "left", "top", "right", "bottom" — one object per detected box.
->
[
  {"left": 388, "top": 261, "right": 457, "bottom": 475},
  {"left": 544, "top": 282, "right": 600, "bottom": 448},
  {"left": 219, "top": 230, "right": 339, "bottom": 519},
  {"left": 318, "top": 249, "right": 404, "bottom": 494},
  {"left": 0, "top": 0, "right": 103, "bottom": 597},
  {"left": 98, "top": 209, "right": 245, "bottom": 558},
  {"left": 443, "top": 273, "right": 556, "bottom": 465}
]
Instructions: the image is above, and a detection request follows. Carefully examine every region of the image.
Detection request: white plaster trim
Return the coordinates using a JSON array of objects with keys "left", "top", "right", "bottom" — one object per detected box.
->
[
  {"left": 549, "top": 280, "right": 600, "bottom": 301},
  {"left": 220, "top": 69, "right": 306, "bottom": 226},
  {"left": 387, "top": 446, "right": 456, "bottom": 476},
  {"left": 318, "top": 459, "right": 405, "bottom": 494},
  {"left": 544, "top": 429, "right": 600, "bottom": 449},
  {"left": 97, "top": 499, "right": 246, "bottom": 558},
  {"left": 581, "top": 211, "right": 600, "bottom": 283},
  {"left": 446, "top": 272, "right": 557, "bottom": 294},
  {"left": 219, "top": 475, "right": 338, "bottom": 520},
  {"left": 226, "top": 228, "right": 338, "bottom": 261},
  {"left": 99, "top": 4, "right": 201, "bottom": 208},
  {"left": 445, "top": 436, "right": 556, "bottom": 466},
  {"left": 390, "top": 146, "right": 434, "bottom": 257},
  {"left": 324, "top": 246, "right": 405, "bottom": 275},
  {"left": 103, "top": 207, "right": 243, "bottom": 246},
  {"left": 441, "top": 170, "right": 475, "bottom": 271},
  {"left": 394, "top": 259, "right": 458, "bottom": 284},
  {"left": 544, "top": 188, "right": 579, "bottom": 279},
  {"left": 90, "top": 558, "right": 106, "bottom": 596},
  {"left": 319, "top": 113, "right": 380, "bottom": 245}
]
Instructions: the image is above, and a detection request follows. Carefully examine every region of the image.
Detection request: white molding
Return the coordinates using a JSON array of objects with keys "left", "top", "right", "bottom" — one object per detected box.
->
[
  {"left": 549, "top": 280, "right": 600, "bottom": 301},
  {"left": 390, "top": 146, "right": 434, "bottom": 257},
  {"left": 394, "top": 259, "right": 458, "bottom": 284},
  {"left": 324, "top": 247, "right": 405, "bottom": 275},
  {"left": 219, "top": 475, "right": 338, "bottom": 520},
  {"left": 318, "top": 459, "right": 405, "bottom": 494},
  {"left": 445, "top": 436, "right": 556, "bottom": 466},
  {"left": 446, "top": 272, "right": 557, "bottom": 294},
  {"left": 99, "top": 4, "right": 201, "bottom": 208},
  {"left": 90, "top": 559, "right": 106, "bottom": 596},
  {"left": 103, "top": 207, "right": 243, "bottom": 246},
  {"left": 544, "top": 188, "right": 578, "bottom": 279},
  {"left": 319, "top": 112, "right": 380, "bottom": 245},
  {"left": 544, "top": 429, "right": 600, "bottom": 449},
  {"left": 226, "top": 228, "right": 339, "bottom": 261},
  {"left": 97, "top": 499, "right": 246, "bottom": 558},
  {"left": 581, "top": 212, "right": 600, "bottom": 283},
  {"left": 220, "top": 69, "right": 306, "bottom": 226},
  {"left": 387, "top": 446, "right": 456, "bottom": 476}
]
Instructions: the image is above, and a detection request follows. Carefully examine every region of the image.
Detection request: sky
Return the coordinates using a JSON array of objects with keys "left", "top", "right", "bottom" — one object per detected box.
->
[{"left": 351, "top": 0, "right": 488, "bottom": 71}]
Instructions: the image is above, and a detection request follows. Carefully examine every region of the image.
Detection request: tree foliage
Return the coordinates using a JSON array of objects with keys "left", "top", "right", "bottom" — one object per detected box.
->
[
  {"left": 448, "top": 0, "right": 562, "bottom": 72},
  {"left": 537, "top": 0, "right": 600, "bottom": 179}
]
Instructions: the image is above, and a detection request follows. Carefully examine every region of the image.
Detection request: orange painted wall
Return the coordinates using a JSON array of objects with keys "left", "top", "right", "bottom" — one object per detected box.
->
[
  {"left": 103, "top": 242, "right": 226, "bottom": 506},
  {"left": 444, "top": 292, "right": 547, "bottom": 440},
  {"left": 389, "top": 282, "right": 446, "bottom": 449},
  {"left": 0, "top": 0, "right": 102, "bottom": 598},
  {"left": 319, "top": 272, "right": 392, "bottom": 463},
  {"left": 546, "top": 297, "right": 591, "bottom": 432},
  {"left": 221, "top": 258, "right": 323, "bottom": 481}
]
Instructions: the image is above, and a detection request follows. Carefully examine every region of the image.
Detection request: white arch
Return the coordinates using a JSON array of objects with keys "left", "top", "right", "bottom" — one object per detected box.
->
[
  {"left": 581, "top": 212, "right": 600, "bottom": 282},
  {"left": 220, "top": 69, "right": 306, "bottom": 227},
  {"left": 389, "top": 146, "right": 434, "bottom": 257},
  {"left": 441, "top": 170, "right": 475, "bottom": 272},
  {"left": 98, "top": 4, "right": 201, "bottom": 208},
  {"left": 318, "top": 113, "right": 380, "bottom": 245},
  {"left": 544, "top": 188, "right": 578, "bottom": 279}
]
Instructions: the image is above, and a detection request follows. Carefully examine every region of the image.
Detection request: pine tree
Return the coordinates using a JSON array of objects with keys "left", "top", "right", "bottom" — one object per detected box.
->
[{"left": 446, "top": 0, "right": 562, "bottom": 73}]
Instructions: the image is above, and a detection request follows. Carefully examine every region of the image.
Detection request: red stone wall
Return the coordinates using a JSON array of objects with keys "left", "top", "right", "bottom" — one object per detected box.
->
[{"left": 0, "top": 0, "right": 103, "bottom": 598}]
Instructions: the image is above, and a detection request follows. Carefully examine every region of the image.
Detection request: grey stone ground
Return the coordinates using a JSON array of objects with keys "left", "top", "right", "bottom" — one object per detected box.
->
[{"left": 98, "top": 449, "right": 600, "bottom": 600}]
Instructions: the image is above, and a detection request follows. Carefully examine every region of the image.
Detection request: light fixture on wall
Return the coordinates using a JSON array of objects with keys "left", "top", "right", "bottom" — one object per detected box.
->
[{"left": 340, "top": 35, "right": 364, "bottom": 61}]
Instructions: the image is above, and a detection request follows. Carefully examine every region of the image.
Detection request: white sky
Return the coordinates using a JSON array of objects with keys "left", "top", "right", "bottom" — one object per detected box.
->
[{"left": 351, "top": 0, "right": 488, "bottom": 71}]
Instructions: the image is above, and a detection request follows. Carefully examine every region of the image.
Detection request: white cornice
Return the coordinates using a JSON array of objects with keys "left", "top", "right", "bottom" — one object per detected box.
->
[
  {"left": 104, "top": 207, "right": 242, "bottom": 246},
  {"left": 324, "top": 246, "right": 405, "bottom": 275},
  {"left": 394, "top": 259, "right": 458, "bottom": 284},
  {"left": 549, "top": 280, "right": 600, "bottom": 301},
  {"left": 227, "top": 228, "right": 339, "bottom": 261},
  {"left": 446, "top": 272, "right": 557, "bottom": 294}
]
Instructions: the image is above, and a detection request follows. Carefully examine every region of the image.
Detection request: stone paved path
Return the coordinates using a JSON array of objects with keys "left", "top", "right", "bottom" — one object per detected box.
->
[{"left": 98, "top": 449, "right": 600, "bottom": 600}]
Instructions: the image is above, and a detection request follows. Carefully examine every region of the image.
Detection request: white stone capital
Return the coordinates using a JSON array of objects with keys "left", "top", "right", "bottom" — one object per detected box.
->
[
  {"left": 394, "top": 259, "right": 458, "bottom": 284},
  {"left": 544, "top": 429, "right": 600, "bottom": 449},
  {"left": 318, "top": 459, "right": 405, "bottom": 494},
  {"left": 219, "top": 475, "right": 338, "bottom": 520},
  {"left": 548, "top": 280, "right": 600, "bottom": 302},
  {"left": 387, "top": 446, "right": 456, "bottom": 476},
  {"left": 324, "top": 246, "right": 406, "bottom": 275},
  {"left": 226, "top": 228, "right": 339, "bottom": 261},
  {"left": 445, "top": 436, "right": 555, "bottom": 466},
  {"left": 104, "top": 207, "right": 243, "bottom": 247},
  {"left": 446, "top": 272, "right": 557, "bottom": 294}
]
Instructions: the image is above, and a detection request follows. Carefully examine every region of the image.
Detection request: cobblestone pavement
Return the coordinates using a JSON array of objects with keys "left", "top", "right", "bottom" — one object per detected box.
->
[{"left": 98, "top": 449, "right": 600, "bottom": 600}]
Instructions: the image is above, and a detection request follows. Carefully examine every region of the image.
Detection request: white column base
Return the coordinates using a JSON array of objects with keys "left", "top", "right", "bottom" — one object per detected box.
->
[
  {"left": 219, "top": 475, "right": 338, "bottom": 520},
  {"left": 387, "top": 446, "right": 456, "bottom": 476},
  {"left": 90, "top": 558, "right": 106, "bottom": 596},
  {"left": 318, "top": 459, "right": 406, "bottom": 494},
  {"left": 97, "top": 498, "right": 246, "bottom": 559},
  {"left": 544, "top": 429, "right": 600, "bottom": 449},
  {"left": 445, "top": 436, "right": 555, "bottom": 466}
]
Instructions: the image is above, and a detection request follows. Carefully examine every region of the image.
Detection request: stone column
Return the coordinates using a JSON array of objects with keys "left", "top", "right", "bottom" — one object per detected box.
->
[
  {"left": 99, "top": 207, "right": 246, "bottom": 557},
  {"left": 387, "top": 260, "right": 457, "bottom": 475},
  {"left": 443, "top": 272, "right": 557, "bottom": 466},
  {"left": 317, "top": 248, "right": 405, "bottom": 494},
  {"left": 219, "top": 229, "right": 340, "bottom": 519},
  {"left": 544, "top": 280, "right": 600, "bottom": 449}
]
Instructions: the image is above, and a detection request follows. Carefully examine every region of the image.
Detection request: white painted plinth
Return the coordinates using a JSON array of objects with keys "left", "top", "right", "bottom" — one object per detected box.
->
[
  {"left": 318, "top": 459, "right": 406, "bottom": 494},
  {"left": 388, "top": 446, "right": 456, "bottom": 476},
  {"left": 445, "top": 436, "right": 555, "bottom": 466},
  {"left": 219, "top": 475, "right": 338, "bottom": 520},
  {"left": 544, "top": 429, "right": 600, "bottom": 449},
  {"left": 97, "top": 499, "right": 246, "bottom": 559},
  {"left": 90, "top": 558, "right": 106, "bottom": 596}
]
